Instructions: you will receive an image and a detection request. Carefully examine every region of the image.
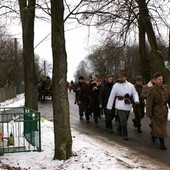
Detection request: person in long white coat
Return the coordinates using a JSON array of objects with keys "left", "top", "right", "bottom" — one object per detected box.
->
[{"left": 107, "top": 72, "right": 139, "bottom": 140}]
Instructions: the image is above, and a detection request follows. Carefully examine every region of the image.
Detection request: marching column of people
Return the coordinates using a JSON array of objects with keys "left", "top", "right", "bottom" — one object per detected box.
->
[{"left": 73, "top": 72, "right": 170, "bottom": 150}]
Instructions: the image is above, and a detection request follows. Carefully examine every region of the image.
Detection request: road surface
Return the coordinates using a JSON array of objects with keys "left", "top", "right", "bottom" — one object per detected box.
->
[{"left": 38, "top": 92, "right": 170, "bottom": 167}]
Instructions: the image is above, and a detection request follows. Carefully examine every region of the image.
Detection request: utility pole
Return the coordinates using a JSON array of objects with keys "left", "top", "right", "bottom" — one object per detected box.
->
[
  {"left": 14, "top": 38, "right": 19, "bottom": 94},
  {"left": 44, "top": 60, "right": 46, "bottom": 76},
  {"left": 14, "top": 38, "right": 18, "bottom": 61}
]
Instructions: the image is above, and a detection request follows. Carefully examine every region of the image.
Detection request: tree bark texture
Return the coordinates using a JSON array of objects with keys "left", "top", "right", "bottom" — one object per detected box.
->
[
  {"left": 18, "top": 0, "right": 38, "bottom": 110},
  {"left": 136, "top": 0, "right": 168, "bottom": 80},
  {"left": 168, "top": 29, "right": 170, "bottom": 62},
  {"left": 51, "top": 0, "right": 72, "bottom": 160},
  {"left": 138, "top": 12, "right": 150, "bottom": 83}
]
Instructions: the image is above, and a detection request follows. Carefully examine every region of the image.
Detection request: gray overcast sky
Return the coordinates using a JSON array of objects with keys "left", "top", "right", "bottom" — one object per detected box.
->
[
  {"left": 7, "top": 17, "right": 97, "bottom": 82},
  {"left": 6, "top": 0, "right": 170, "bottom": 81}
]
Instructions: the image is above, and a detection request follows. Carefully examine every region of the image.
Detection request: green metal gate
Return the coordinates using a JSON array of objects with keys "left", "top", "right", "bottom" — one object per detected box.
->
[{"left": 0, "top": 107, "right": 41, "bottom": 154}]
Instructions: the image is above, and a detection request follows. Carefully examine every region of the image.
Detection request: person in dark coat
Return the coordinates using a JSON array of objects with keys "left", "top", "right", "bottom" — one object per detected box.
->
[
  {"left": 99, "top": 75, "right": 115, "bottom": 133},
  {"left": 73, "top": 76, "right": 85, "bottom": 120},
  {"left": 146, "top": 72, "right": 170, "bottom": 150},
  {"left": 132, "top": 76, "right": 145, "bottom": 133},
  {"left": 89, "top": 82, "right": 100, "bottom": 127},
  {"left": 78, "top": 77, "right": 91, "bottom": 123}
]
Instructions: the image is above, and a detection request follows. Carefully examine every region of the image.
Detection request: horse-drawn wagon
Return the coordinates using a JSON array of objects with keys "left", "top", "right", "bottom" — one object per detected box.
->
[{"left": 38, "top": 76, "right": 52, "bottom": 102}]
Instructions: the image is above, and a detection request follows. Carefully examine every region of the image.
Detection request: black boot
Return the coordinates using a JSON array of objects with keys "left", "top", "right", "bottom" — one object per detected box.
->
[
  {"left": 151, "top": 136, "right": 157, "bottom": 143},
  {"left": 132, "top": 119, "right": 137, "bottom": 128},
  {"left": 108, "top": 128, "right": 113, "bottom": 134},
  {"left": 159, "top": 138, "right": 167, "bottom": 150},
  {"left": 137, "top": 127, "right": 142, "bottom": 133},
  {"left": 117, "top": 124, "right": 123, "bottom": 135},
  {"left": 122, "top": 126, "right": 128, "bottom": 140},
  {"left": 105, "top": 120, "right": 109, "bottom": 130}
]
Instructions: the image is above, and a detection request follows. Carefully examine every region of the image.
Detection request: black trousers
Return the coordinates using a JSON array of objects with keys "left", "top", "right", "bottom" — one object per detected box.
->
[
  {"left": 78, "top": 104, "right": 84, "bottom": 118},
  {"left": 133, "top": 104, "right": 145, "bottom": 128},
  {"left": 78, "top": 100, "right": 90, "bottom": 118},
  {"left": 104, "top": 107, "right": 115, "bottom": 130},
  {"left": 89, "top": 108, "right": 100, "bottom": 124}
]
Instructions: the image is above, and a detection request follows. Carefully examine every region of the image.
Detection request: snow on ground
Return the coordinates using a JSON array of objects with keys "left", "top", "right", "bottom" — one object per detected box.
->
[
  {"left": 0, "top": 94, "right": 170, "bottom": 170},
  {"left": 0, "top": 94, "right": 25, "bottom": 108}
]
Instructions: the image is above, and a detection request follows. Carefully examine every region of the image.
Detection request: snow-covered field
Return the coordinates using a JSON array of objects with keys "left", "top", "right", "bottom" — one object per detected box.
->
[{"left": 0, "top": 94, "right": 169, "bottom": 170}]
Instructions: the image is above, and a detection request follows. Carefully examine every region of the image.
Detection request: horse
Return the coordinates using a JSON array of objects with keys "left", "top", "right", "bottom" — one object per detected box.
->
[{"left": 38, "top": 78, "right": 52, "bottom": 102}]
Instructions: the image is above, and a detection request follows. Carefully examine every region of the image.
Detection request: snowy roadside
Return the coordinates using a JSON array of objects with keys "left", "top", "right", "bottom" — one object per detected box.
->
[
  {"left": 0, "top": 94, "right": 25, "bottom": 108},
  {"left": 1, "top": 120, "right": 169, "bottom": 170},
  {"left": 0, "top": 94, "right": 169, "bottom": 170}
]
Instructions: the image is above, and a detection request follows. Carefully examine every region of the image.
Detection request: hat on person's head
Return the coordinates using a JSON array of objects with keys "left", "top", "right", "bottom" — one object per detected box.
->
[
  {"left": 78, "top": 76, "right": 84, "bottom": 80},
  {"left": 136, "top": 76, "right": 142, "bottom": 82},
  {"left": 153, "top": 72, "right": 162, "bottom": 79}
]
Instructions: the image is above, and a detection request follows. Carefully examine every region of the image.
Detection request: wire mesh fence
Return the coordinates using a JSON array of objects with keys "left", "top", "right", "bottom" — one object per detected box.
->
[{"left": 0, "top": 107, "right": 41, "bottom": 154}]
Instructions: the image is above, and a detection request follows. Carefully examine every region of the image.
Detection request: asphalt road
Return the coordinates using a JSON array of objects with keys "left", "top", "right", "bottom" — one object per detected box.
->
[{"left": 38, "top": 92, "right": 170, "bottom": 167}]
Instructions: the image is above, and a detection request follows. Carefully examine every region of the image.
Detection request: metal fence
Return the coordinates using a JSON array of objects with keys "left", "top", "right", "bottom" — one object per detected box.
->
[{"left": 0, "top": 107, "right": 41, "bottom": 154}]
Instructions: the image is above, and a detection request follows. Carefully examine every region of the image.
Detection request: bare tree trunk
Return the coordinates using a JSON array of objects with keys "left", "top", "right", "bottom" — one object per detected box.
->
[
  {"left": 168, "top": 29, "right": 170, "bottom": 86},
  {"left": 18, "top": 0, "right": 38, "bottom": 110},
  {"left": 136, "top": 0, "right": 167, "bottom": 80},
  {"left": 138, "top": 13, "right": 150, "bottom": 83},
  {"left": 51, "top": 0, "right": 72, "bottom": 160},
  {"left": 168, "top": 29, "right": 170, "bottom": 62}
]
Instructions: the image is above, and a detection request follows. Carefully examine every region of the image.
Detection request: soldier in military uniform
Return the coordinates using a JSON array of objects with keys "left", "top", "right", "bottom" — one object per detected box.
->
[
  {"left": 141, "top": 74, "right": 155, "bottom": 99},
  {"left": 146, "top": 72, "right": 170, "bottom": 150}
]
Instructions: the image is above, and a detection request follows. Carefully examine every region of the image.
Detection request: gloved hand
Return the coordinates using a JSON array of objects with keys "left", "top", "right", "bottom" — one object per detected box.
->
[{"left": 117, "top": 96, "right": 124, "bottom": 100}]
